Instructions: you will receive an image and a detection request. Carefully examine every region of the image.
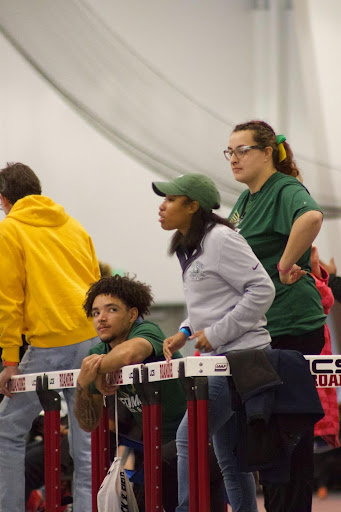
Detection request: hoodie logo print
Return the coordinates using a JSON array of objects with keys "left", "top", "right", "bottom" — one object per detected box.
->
[{"left": 189, "top": 261, "right": 205, "bottom": 280}]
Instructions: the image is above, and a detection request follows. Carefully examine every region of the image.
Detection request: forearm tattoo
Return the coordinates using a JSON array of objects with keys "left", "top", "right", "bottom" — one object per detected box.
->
[{"left": 74, "top": 387, "right": 103, "bottom": 432}]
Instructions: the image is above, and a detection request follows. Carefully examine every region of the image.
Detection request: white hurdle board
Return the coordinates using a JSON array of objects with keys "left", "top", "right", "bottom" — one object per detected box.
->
[
  {"left": 7, "top": 355, "right": 341, "bottom": 393},
  {"left": 8, "top": 357, "right": 229, "bottom": 393}
]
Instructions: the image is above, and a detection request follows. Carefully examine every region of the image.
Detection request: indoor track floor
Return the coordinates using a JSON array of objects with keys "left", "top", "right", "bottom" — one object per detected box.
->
[{"left": 256, "top": 492, "right": 341, "bottom": 511}]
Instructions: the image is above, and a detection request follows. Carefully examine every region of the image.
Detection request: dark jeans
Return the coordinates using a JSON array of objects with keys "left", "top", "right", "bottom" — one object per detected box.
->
[{"left": 262, "top": 326, "right": 325, "bottom": 512}]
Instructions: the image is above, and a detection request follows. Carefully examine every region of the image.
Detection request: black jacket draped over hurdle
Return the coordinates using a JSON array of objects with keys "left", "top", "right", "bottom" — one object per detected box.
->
[{"left": 227, "top": 348, "right": 324, "bottom": 484}]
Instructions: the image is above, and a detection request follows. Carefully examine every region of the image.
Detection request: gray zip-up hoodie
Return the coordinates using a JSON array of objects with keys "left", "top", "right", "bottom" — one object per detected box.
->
[{"left": 179, "top": 224, "right": 275, "bottom": 354}]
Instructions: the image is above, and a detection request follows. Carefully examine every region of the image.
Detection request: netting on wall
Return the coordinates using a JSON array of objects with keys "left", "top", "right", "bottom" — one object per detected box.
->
[{"left": 0, "top": 0, "right": 243, "bottom": 207}]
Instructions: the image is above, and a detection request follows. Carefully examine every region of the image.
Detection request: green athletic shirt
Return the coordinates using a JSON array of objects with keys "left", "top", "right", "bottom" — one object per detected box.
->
[
  {"left": 229, "top": 172, "right": 326, "bottom": 337},
  {"left": 88, "top": 320, "right": 186, "bottom": 443}
]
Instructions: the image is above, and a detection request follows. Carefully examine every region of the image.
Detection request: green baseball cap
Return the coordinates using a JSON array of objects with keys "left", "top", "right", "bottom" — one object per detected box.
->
[{"left": 152, "top": 173, "right": 221, "bottom": 212}]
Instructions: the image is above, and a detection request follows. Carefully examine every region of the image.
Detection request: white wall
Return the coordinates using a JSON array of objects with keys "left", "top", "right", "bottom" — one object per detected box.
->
[
  {"left": 292, "top": 0, "right": 341, "bottom": 271},
  {"left": 1, "top": 0, "right": 341, "bottom": 303}
]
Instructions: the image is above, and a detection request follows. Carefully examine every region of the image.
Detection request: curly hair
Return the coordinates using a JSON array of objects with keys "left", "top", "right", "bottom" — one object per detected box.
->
[
  {"left": 83, "top": 274, "right": 153, "bottom": 318},
  {"left": 233, "top": 120, "right": 300, "bottom": 178}
]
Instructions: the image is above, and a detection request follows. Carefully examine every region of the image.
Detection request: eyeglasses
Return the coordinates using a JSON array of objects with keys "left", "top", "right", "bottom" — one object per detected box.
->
[{"left": 223, "top": 145, "right": 263, "bottom": 161}]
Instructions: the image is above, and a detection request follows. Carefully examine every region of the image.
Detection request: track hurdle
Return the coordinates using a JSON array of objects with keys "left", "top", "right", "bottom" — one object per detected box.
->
[
  {"left": 133, "top": 365, "right": 163, "bottom": 511},
  {"left": 36, "top": 375, "right": 62, "bottom": 512},
  {"left": 91, "top": 406, "right": 110, "bottom": 512},
  {"left": 8, "top": 354, "right": 341, "bottom": 511},
  {"left": 179, "top": 361, "right": 210, "bottom": 512}
]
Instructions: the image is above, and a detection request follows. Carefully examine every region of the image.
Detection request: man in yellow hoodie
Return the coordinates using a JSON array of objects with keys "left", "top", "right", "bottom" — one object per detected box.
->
[{"left": 0, "top": 162, "right": 101, "bottom": 512}]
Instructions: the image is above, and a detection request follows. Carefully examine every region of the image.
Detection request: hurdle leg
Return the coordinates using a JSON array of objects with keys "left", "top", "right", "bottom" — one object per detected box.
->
[
  {"left": 44, "top": 409, "right": 62, "bottom": 512},
  {"left": 134, "top": 367, "right": 153, "bottom": 511},
  {"left": 187, "top": 396, "right": 199, "bottom": 512},
  {"left": 36, "top": 375, "right": 62, "bottom": 512},
  {"left": 98, "top": 407, "right": 110, "bottom": 482},
  {"left": 142, "top": 403, "right": 152, "bottom": 511},
  {"left": 142, "top": 371, "right": 164, "bottom": 511},
  {"left": 195, "top": 377, "right": 210, "bottom": 512},
  {"left": 135, "top": 366, "right": 163, "bottom": 511},
  {"left": 179, "top": 362, "right": 199, "bottom": 512},
  {"left": 91, "top": 406, "right": 110, "bottom": 512},
  {"left": 150, "top": 402, "right": 162, "bottom": 511},
  {"left": 91, "top": 428, "right": 100, "bottom": 512}
]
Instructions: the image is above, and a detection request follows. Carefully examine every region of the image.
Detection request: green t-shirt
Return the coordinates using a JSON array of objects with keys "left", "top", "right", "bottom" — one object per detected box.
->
[
  {"left": 88, "top": 320, "right": 186, "bottom": 443},
  {"left": 229, "top": 172, "right": 326, "bottom": 336}
]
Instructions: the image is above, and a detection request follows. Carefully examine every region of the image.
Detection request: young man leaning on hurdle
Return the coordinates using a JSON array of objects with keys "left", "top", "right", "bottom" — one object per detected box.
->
[{"left": 74, "top": 274, "right": 226, "bottom": 512}]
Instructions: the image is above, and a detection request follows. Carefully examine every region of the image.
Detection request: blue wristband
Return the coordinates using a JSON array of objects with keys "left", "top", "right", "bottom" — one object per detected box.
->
[{"left": 180, "top": 327, "right": 191, "bottom": 338}]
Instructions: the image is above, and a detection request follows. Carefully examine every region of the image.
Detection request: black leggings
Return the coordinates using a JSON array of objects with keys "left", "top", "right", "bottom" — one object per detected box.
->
[
  {"left": 262, "top": 326, "right": 325, "bottom": 512},
  {"left": 270, "top": 325, "right": 325, "bottom": 356}
]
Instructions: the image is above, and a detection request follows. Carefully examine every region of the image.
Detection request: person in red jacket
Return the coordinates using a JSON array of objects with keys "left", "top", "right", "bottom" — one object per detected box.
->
[
  {"left": 310, "top": 246, "right": 340, "bottom": 449},
  {"left": 310, "top": 246, "right": 340, "bottom": 501}
]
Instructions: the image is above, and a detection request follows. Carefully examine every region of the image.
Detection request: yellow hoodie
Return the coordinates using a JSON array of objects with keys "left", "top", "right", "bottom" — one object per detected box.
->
[{"left": 0, "top": 195, "right": 100, "bottom": 362}]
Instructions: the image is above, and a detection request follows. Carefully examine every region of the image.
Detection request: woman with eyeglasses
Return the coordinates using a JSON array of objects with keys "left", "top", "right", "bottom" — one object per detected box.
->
[
  {"left": 227, "top": 120, "right": 326, "bottom": 512},
  {"left": 153, "top": 173, "right": 276, "bottom": 512}
]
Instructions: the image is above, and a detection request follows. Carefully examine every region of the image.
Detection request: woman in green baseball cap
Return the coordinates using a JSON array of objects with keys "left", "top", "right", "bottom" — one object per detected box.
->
[
  {"left": 153, "top": 172, "right": 275, "bottom": 511},
  {"left": 227, "top": 120, "right": 326, "bottom": 512}
]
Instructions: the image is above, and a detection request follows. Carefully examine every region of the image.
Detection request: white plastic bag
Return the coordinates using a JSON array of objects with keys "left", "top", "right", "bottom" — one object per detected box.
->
[
  {"left": 97, "top": 393, "right": 139, "bottom": 512},
  {"left": 97, "top": 456, "right": 139, "bottom": 512}
]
